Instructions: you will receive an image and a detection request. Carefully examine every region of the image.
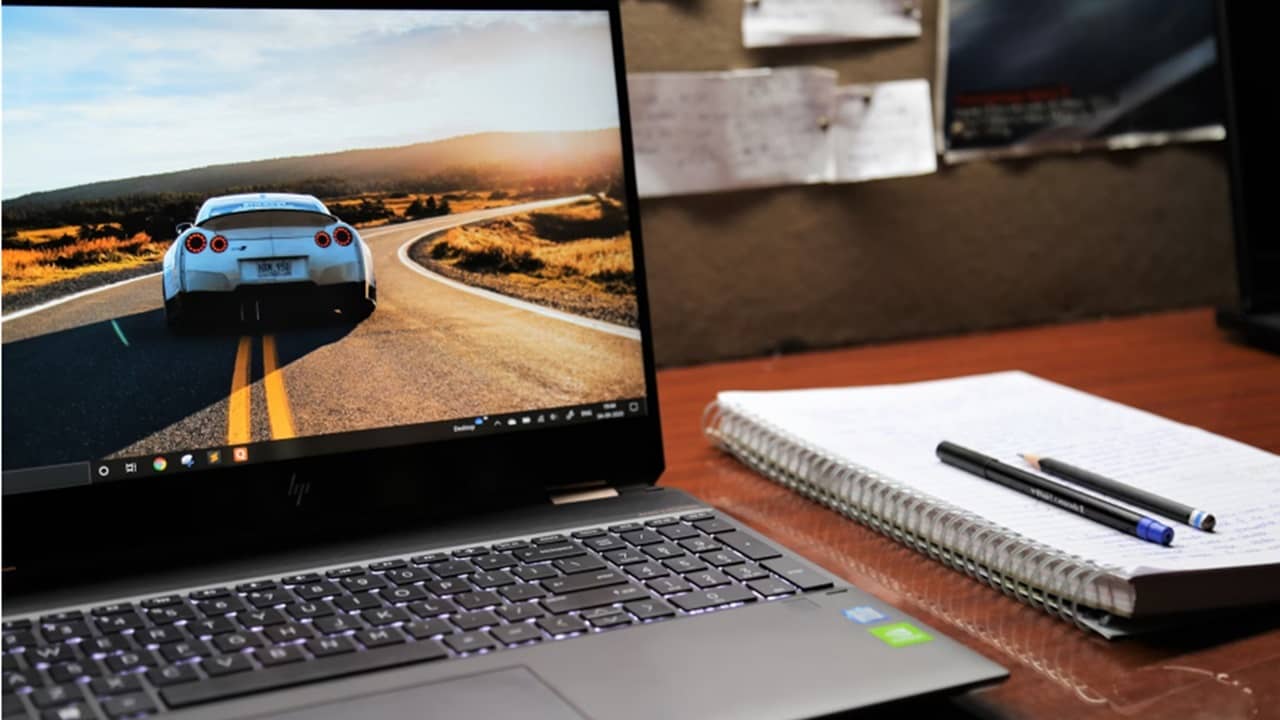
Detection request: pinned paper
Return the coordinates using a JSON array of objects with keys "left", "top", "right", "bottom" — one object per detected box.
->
[
  {"left": 629, "top": 68, "right": 838, "bottom": 199},
  {"left": 743, "top": 0, "right": 922, "bottom": 49},
  {"left": 832, "top": 80, "right": 936, "bottom": 183},
  {"left": 629, "top": 69, "right": 937, "bottom": 198}
]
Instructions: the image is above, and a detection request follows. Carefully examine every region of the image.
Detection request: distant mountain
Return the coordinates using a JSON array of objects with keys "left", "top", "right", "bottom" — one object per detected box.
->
[{"left": 5, "top": 129, "right": 623, "bottom": 211}]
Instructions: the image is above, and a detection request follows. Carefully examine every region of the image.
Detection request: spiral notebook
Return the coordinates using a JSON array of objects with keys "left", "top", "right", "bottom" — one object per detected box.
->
[{"left": 703, "top": 371, "right": 1280, "bottom": 637}]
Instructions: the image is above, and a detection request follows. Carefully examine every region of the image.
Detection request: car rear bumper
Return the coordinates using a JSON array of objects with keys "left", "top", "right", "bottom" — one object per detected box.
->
[
  {"left": 182, "top": 260, "right": 364, "bottom": 293},
  {"left": 168, "top": 281, "right": 373, "bottom": 321}
]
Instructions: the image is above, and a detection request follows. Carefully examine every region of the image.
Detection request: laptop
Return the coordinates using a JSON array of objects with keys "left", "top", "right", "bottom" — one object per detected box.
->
[
  {"left": 1214, "top": 0, "right": 1280, "bottom": 352},
  {"left": 0, "top": 3, "right": 1006, "bottom": 718}
]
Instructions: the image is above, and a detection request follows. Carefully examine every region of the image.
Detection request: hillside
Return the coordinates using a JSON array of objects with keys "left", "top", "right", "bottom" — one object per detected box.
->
[{"left": 4, "top": 129, "right": 623, "bottom": 213}]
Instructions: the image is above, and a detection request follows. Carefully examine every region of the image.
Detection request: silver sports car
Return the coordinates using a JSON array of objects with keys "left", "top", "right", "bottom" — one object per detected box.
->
[{"left": 162, "top": 193, "right": 376, "bottom": 329}]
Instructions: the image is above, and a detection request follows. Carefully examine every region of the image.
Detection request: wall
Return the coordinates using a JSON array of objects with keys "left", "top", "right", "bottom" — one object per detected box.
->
[{"left": 620, "top": 0, "right": 1235, "bottom": 367}]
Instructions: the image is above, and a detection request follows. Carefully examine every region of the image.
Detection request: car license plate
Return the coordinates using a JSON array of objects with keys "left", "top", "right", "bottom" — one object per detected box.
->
[{"left": 244, "top": 259, "right": 303, "bottom": 281}]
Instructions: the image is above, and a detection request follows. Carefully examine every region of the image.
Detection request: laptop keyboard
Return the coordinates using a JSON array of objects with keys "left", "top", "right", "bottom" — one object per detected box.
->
[{"left": 2, "top": 512, "right": 835, "bottom": 718}]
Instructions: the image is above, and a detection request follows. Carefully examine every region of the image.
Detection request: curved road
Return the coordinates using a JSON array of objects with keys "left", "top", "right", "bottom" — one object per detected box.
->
[{"left": 1, "top": 196, "right": 646, "bottom": 469}]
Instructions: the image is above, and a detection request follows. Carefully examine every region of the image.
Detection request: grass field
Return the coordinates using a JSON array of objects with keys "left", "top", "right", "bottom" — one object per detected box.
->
[
  {"left": 412, "top": 197, "right": 637, "bottom": 327},
  {"left": 2, "top": 231, "right": 166, "bottom": 297},
  {"left": 326, "top": 190, "right": 522, "bottom": 229}
]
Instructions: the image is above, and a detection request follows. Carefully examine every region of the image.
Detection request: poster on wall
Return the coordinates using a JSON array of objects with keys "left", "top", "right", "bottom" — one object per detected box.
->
[{"left": 937, "top": 0, "right": 1224, "bottom": 163}]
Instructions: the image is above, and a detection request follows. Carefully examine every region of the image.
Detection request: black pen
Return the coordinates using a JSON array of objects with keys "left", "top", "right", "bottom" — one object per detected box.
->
[
  {"left": 1021, "top": 454, "right": 1215, "bottom": 532},
  {"left": 936, "top": 441, "right": 1173, "bottom": 546}
]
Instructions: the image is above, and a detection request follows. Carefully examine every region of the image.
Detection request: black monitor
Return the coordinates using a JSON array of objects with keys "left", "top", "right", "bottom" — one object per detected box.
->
[{"left": 1215, "top": 0, "right": 1280, "bottom": 350}]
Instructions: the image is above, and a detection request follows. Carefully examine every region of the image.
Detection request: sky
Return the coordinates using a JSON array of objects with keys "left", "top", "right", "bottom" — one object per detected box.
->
[{"left": 1, "top": 8, "right": 621, "bottom": 199}]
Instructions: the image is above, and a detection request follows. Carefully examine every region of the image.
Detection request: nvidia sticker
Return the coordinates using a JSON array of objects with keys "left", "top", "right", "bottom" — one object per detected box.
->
[{"left": 869, "top": 622, "right": 933, "bottom": 648}]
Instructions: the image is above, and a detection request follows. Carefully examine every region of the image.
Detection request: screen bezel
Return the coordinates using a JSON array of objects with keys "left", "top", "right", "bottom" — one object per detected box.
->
[{"left": 1, "top": 0, "right": 664, "bottom": 589}]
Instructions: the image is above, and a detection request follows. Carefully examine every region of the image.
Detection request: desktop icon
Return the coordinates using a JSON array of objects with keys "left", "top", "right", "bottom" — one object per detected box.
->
[
  {"left": 538, "top": 414, "right": 546, "bottom": 423},
  {"left": 507, "top": 418, "right": 517, "bottom": 426},
  {"left": 522, "top": 416, "right": 531, "bottom": 424},
  {"left": 628, "top": 401, "right": 640, "bottom": 412},
  {"left": 181, "top": 453, "right": 195, "bottom": 468},
  {"left": 207, "top": 450, "right": 221, "bottom": 465},
  {"left": 566, "top": 410, "right": 575, "bottom": 420},
  {"left": 233, "top": 447, "right": 249, "bottom": 463},
  {"left": 97, "top": 465, "right": 110, "bottom": 478},
  {"left": 550, "top": 412, "right": 559, "bottom": 421},
  {"left": 152, "top": 457, "right": 168, "bottom": 472},
  {"left": 124, "top": 462, "right": 138, "bottom": 474}
]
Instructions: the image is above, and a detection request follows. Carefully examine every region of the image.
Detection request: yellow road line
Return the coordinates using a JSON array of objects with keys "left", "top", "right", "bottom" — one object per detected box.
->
[
  {"left": 261, "top": 334, "right": 297, "bottom": 440},
  {"left": 227, "top": 336, "right": 253, "bottom": 444}
]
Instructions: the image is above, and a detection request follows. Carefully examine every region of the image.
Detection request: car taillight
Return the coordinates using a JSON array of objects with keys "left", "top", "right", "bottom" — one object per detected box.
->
[
  {"left": 315, "top": 231, "right": 332, "bottom": 248},
  {"left": 334, "top": 226, "right": 353, "bottom": 246},
  {"left": 185, "top": 233, "right": 207, "bottom": 254},
  {"left": 210, "top": 235, "right": 228, "bottom": 253}
]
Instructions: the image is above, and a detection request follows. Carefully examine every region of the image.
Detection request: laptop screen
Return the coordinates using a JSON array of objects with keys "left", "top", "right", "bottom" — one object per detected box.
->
[{"left": 1, "top": 6, "right": 649, "bottom": 494}]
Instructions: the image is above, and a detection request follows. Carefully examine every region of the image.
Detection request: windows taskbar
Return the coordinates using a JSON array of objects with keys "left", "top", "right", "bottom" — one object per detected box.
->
[{"left": 1, "top": 398, "right": 648, "bottom": 495}]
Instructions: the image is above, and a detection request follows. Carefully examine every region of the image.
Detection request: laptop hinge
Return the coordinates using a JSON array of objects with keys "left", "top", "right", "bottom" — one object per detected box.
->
[{"left": 549, "top": 484, "right": 619, "bottom": 505}]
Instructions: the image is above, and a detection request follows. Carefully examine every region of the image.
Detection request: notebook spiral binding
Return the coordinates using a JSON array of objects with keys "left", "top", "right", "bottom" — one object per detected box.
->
[{"left": 702, "top": 400, "right": 1133, "bottom": 630}]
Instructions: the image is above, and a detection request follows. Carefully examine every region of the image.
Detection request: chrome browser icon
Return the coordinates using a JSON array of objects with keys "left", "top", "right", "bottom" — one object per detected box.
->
[{"left": 153, "top": 456, "right": 168, "bottom": 472}]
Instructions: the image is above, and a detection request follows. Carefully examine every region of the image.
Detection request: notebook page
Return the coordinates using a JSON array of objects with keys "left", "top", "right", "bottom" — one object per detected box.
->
[{"left": 719, "top": 371, "right": 1280, "bottom": 578}]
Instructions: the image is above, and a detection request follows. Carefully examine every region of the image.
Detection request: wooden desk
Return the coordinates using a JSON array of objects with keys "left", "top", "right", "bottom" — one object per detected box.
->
[{"left": 656, "top": 308, "right": 1280, "bottom": 719}]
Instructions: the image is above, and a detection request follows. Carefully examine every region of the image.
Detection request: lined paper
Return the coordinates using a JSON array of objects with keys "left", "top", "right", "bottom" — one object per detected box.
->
[
  {"left": 743, "top": 0, "right": 922, "bottom": 48},
  {"left": 718, "top": 372, "right": 1280, "bottom": 578}
]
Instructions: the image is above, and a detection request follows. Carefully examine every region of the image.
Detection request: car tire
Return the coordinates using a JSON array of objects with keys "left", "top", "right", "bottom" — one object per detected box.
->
[
  {"left": 344, "top": 285, "right": 376, "bottom": 322},
  {"left": 164, "top": 296, "right": 190, "bottom": 333}
]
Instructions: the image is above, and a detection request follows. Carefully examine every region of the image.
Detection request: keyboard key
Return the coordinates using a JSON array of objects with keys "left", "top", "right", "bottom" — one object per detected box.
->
[
  {"left": 1, "top": 620, "right": 31, "bottom": 631},
  {"left": 29, "top": 684, "right": 81, "bottom": 708},
  {"left": 79, "top": 635, "right": 132, "bottom": 656},
  {"left": 41, "top": 622, "right": 91, "bottom": 643},
  {"left": 553, "top": 556, "right": 607, "bottom": 575},
  {"left": 2, "top": 631, "right": 34, "bottom": 651},
  {"left": 356, "top": 627, "right": 405, "bottom": 649},
  {"left": 247, "top": 588, "right": 293, "bottom": 609},
  {"left": 313, "top": 615, "right": 363, "bottom": 635},
  {"left": 542, "top": 570, "right": 627, "bottom": 596},
  {"left": 702, "top": 550, "right": 746, "bottom": 567},
  {"left": 542, "top": 584, "right": 647, "bottom": 614},
  {"left": 100, "top": 693, "right": 156, "bottom": 719},
  {"left": 569, "top": 529, "right": 604, "bottom": 540},
  {"left": 678, "top": 538, "right": 720, "bottom": 554},
  {"left": 341, "top": 575, "right": 387, "bottom": 593},
  {"left": 624, "top": 599, "right": 676, "bottom": 621},
  {"left": 499, "top": 583, "right": 547, "bottom": 602},
  {"left": 583, "top": 608, "right": 631, "bottom": 629},
  {"left": 384, "top": 567, "right": 432, "bottom": 585},
  {"left": 454, "top": 591, "right": 501, "bottom": 611},
  {"left": 264, "top": 624, "right": 314, "bottom": 644},
  {"left": 103, "top": 651, "right": 153, "bottom": 673},
  {"left": 626, "top": 562, "right": 669, "bottom": 581},
  {"left": 423, "top": 578, "right": 471, "bottom": 596},
  {"left": 147, "top": 604, "right": 196, "bottom": 625},
  {"left": 662, "top": 556, "right": 706, "bottom": 574},
  {"left": 255, "top": 645, "right": 306, "bottom": 667},
  {"left": 643, "top": 543, "right": 683, "bottom": 560},
  {"left": 24, "top": 643, "right": 77, "bottom": 666},
  {"left": 531, "top": 534, "right": 567, "bottom": 545},
  {"left": 493, "top": 539, "right": 532, "bottom": 551},
  {"left": 444, "top": 632, "right": 494, "bottom": 654},
  {"left": 3, "top": 670, "right": 38, "bottom": 694},
  {"left": 491, "top": 623, "right": 541, "bottom": 646},
  {"left": 621, "top": 530, "right": 663, "bottom": 546},
  {"left": 403, "top": 619, "right": 453, "bottom": 640},
  {"left": 583, "top": 535, "right": 626, "bottom": 552},
  {"left": 236, "top": 580, "right": 277, "bottom": 593},
  {"left": 48, "top": 661, "right": 100, "bottom": 683},
  {"left": 213, "top": 632, "right": 263, "bottom": 654},
  {"left": 687, "top": 570, "right": 731, "bottom": 589},
  {"left": 90, "top": 603, "right": 134, "bottom": 617},
  {"left": 187, "top": 617, "right": 236, "bottom": 637},
  {"left": 679, "top": 511, "right": 715, "bottom": 522},
  {"left": 363, "top": 608, "right": 410, "bottom": 627},
  {"left": 411, "top": 552, "right": 448, "bottom": 565},
  {"left": 693, "top": 518, "right": 735, "bottom": 534},
  {"left": 325, "top": 566, "right": 364, "bottom": 579},
  {"left": 335, "top": 594, "right": 385, "bottom": 612},
  {"left": 717, "top": 532, "right": 782, "bottom": 561},
  {"left": 368, "top": 559, "right": 407, "bottom": 572},
  {"left": 748, "top": 577, "right": 797, "bottom": 597},
  {"left": 89, "top": 674, "right": 142, "bottom": 696},
  {"left": 190, "top": 587, "right": 230, "bottom": 600},
  {"left": 281, "top": 573, "right": 321, "bottom": 585},
  {"left": 472, "top": 553, "right": 518, "bottom": 571},
  {"left": 497, "top": 603, "right": 545, "bottom": 622},
  {"left": 646, "top": 577, "right": 692, "bottom": 595},
  {"left": 201, "top": 654, "right": 253, "bottom": 677},
  {"left": 607, "top": 523, "right": 643, "bottom": 533},
  {"left": 140, "top": 595, "right": 181, "bottom": 609},
  {"left": 238, "top": 608, "right": 288, "bottom": 628},
  {"left": 603, "top": 549, "right": 646, "bottom": 565},
  {"left": 38, "top": 612, "right": 83, "bottom": 625},
  {"left": 512, "top": 543, "right": 585, "bottom": 563},
  {"left": 307, "top": 636, "right": 357, "bottom": 658},
  {"left": 760, "top": 559, "right": 835, "bottom": 592},
  {"left": 162, "top": 640, "right": 447, "bottom": 708},
  {"left": 427, "top": 560, "right": 473, "bottom": 578},
  {"left": 451, "top": 546, "right": 489, "bottom": 558},
  {"left": 726, "top": 564, "right": 771, "bottom": 582},
  {"left": 657, "top": 524, "right": 699, "bottom": 541},
  {"left": 408, "top": 599, "right": 457, "bottom": 618},
  {"left": 512, "top": 565, "right": 557, "bottom": 582},
  {"left": 377, "top": 586, "right": 425, "bottom": 607},
  {"left": 670, "top": 585, "right": 756, "bottom": 612},
  {"left": 452, "top": 611, "right": 499, "bottom": 632},
  {"left": 285, "top": 601, "right": 335, "bottom": 620},
  {"left": 40, "top": 702, "right": 91, "bottom": 720},
  {"left": 147, "top": 662, "right": 200, "bottom": 687},
  {"left": 293, "top": 582, "right": 341, "bottom": 601},
  {"left": 645, "top": 517, "right": 679, "bottom": 527},
  {"left": 159, "top": 639, "right": 211, "bottom": 663},
  {"left": 471, "top": 571, "right": 516, "bottom": 589},
  {"left": 135, "top": 626, "right": 186, "bottom": 646},
  {"left": 535, "top": 615, "right": 587, "bottom": 636}
]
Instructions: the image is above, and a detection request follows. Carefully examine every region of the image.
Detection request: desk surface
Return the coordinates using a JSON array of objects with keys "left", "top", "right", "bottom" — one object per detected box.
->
[{"left": 656, "top": 308, "right": 1280, "bottom": 719}]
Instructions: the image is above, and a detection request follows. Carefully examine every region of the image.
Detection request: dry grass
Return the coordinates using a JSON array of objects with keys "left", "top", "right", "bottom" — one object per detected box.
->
[
  {"left": 323, "top": 190, "right": 522, "bottom": 228},
  {"left": 2, "top": 232, "right": 167, "bottom": 296},
  {"left": 414, "top": 198, "right": 636, "bottom": 326}
]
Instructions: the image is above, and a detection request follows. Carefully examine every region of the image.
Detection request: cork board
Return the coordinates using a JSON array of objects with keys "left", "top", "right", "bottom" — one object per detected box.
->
[{"left": 620, "top": 0, "right": 1234, "bottom": 366}]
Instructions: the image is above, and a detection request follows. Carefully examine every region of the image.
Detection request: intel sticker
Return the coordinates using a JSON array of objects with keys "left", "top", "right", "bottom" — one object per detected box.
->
[{"left": 841, "top": 606, "right": 887, "bottom": 624}]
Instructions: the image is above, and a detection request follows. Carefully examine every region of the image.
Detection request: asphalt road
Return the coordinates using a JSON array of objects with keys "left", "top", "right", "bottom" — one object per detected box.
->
[{"left": 1, "top": 196, "right": 646, "bottom": 469}]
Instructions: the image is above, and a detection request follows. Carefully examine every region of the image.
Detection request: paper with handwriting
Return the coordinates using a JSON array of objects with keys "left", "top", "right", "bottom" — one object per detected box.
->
[
  {"left": 743, "top": 0, "right": 922, "bottom": 48},
  {"left": 629, "top": 69, "right": 936, "bottom": 198}
]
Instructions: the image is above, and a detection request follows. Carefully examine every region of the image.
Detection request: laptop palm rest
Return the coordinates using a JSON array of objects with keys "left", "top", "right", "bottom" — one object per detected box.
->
[{"left": 257, "top": 667, "right": 584, "bottom": 720}]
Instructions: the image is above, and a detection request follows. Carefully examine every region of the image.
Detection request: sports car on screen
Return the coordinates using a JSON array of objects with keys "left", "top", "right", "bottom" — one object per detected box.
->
[{"left": 162, "top": 193, "right": 376, "bottom": 329}]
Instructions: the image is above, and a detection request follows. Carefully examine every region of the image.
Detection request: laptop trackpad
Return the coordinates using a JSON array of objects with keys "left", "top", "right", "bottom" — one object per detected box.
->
[{"left": 259, "top": 667, "right": 585, "bottom": 720}]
